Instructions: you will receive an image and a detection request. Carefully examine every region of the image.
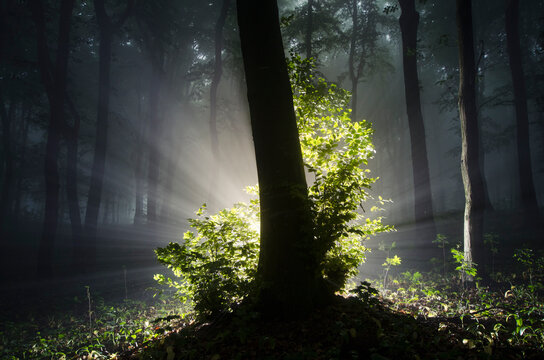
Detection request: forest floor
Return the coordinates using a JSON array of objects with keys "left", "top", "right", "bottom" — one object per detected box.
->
[
  {"left": 2, "top": 273, "right": 543, "bottom": 359},
  {"left": 119, "top": 281, "right": 543, "bottom": 360}
]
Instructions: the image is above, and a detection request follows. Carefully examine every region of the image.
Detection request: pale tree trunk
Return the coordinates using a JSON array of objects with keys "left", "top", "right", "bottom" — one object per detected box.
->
[{"left": 456, "top": 0, "right": 487, "bottom": 282}]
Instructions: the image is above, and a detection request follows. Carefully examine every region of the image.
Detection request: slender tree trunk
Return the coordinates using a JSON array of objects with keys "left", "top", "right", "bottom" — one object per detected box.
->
[
  {"left": 348, "top": 0, "right": 359, "bottom": 121},
  {"left": 84, "top": 0, "right": 113, "bottom": 270},
  {"left": 505, "top": 0, "right": 539, "bottom": 217},
  {"left": 30, "top": 0, "right": 75, "bottom": 278},
  {"left": 456, "top": 0, "right": 486, "bottom": 282},
  {"left": 207, "top": 0, "right": 231, "bottom": 209},
  {"left": 398, "top": 0, "right": 437, "bottom": 254},
  {"left": 146, "top": 64, "right": 162, "bottom": 223},
  {"left": 13, "top": 106, "right": 31, "bottom": 228},
  {"left": 65, "top": 98, "right": 83, "bottom": 270},
  {"left": 237, "top": 0, "right": 319, "bottom": 316},
  {"left": 305, "top": 0, "right": 314, "bottom": 59},
  {"left": 0, "top": 98, "right": 15, "bottom": 238},
  {"left": 133, "top": 88, "right": 145, "bottom": 224},
  {"left": 65, "top": 102, "right": 83, "bottom": 262},
  {"left": 210, "top": 0, "right": 231, "bottom": 161}
]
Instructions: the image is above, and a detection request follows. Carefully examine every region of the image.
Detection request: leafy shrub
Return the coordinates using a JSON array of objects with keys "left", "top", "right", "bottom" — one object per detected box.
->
[{"left": 155, "top": 55, "right": 392, "bottom": 319}]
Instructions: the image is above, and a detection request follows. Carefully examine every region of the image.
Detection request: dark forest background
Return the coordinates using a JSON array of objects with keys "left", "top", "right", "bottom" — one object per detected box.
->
[{"left": 1, "top": 0, "right": 543, "bottom": 302}]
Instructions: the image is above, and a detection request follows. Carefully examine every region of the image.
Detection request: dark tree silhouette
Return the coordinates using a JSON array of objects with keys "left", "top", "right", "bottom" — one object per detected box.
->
[
  {"left": 82, "top": 0, "right": 133, "bottom": 270},
  {"left": 398, "top": 0, "right": 436, "bottom": 252},
  {"left": 505, "top": 0, "right": 539, "bottom": 219},
  {"left": 305, "top": 0, "right": 314, "bottom": 59},
  {"left": 237, "top": 0, "right": 319, "bottom": 315},
  {"left": 456, "top": 0, "right": 486, "bottom": 281},
  {"left": 30, "top": 0, "right": 75, "bottom": 277},
  {"left": 209, "top": 0, "right": 231, "bottom": 161}
]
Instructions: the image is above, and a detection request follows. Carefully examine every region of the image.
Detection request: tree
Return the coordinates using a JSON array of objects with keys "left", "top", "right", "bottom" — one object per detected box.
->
[
  {"left": 82, "top": 0, "right": 133, "bottom": 270},
  {"left": 237, "top": 0, "right": 319, "bottom": 315},
  {"left": 342, "top": 0, "right": 391, "bottom": 121},
  {"left": 504, "top": 0, "right": 539, "bottom": 219},
  {"left": 398, "top": 0, "right": 436, "bottom": 252},
  {"left": 30, "top": 0, "right": 75, "bottom": 277},
  {"left": 456, "top": 0, "right": 486, "bottom": 282}
]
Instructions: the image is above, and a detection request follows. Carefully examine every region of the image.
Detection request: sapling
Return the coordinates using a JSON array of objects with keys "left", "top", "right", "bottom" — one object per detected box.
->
[
  {"left": 85, "top": 286, "right": 93, "bottom": 334},
  {"left": 483, "top": 233, "right": 498, "bottom": 277},
  {"left": 432, "top": 233, "right": 449, "bottom": 277}
]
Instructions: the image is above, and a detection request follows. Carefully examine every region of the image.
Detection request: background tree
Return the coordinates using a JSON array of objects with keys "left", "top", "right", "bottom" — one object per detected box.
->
[
  {"left": 81, "top": 0, "right": 133, "bottom": 271},
  {"left": 398, "top": 0, "right": 436, "bottom": 255},
  {"left": 504, "top": 0, "right": 539, "bottom": 222},
  {"left": 456, "top": 0, "right": 486, "bottom": 282},
  {"left": 30, "top": 0, "right": 75, "bottom": 277}
]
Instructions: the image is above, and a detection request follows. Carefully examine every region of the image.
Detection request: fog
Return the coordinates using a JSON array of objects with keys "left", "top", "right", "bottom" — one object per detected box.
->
[{"left": 1, "top": 0, "right": 543, "bottom": 318}]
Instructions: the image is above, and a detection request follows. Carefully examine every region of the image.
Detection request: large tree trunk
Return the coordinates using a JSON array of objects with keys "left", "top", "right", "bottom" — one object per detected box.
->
[
  {"left": 237, "top": 0, "right": 319, "bottom": 316},
  {"left": 30, "top": 0, "right": 75, "bottom": 278},
  {"left": 398, "top": 0, "right": 437, "bottom": 256},
  {"left": 505, "top": 0, "right": 539, "bottom": 217},
  {"left": 456, "top": 0, "right": 486, "bottom": 282}
]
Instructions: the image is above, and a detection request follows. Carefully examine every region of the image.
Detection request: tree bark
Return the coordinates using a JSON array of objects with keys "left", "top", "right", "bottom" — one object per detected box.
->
[
  {"left": 456, "top": 0, "right": 486, "bottom": 282},
  {"left": 237, "top": 0, "right": 319, "bottom": 316},
  {"left": 505, "top": 0, "right": 539, "bottom": 217},
  {"left": 398, "top": 0, "right": 436, "bottom": 254},
  {"left": 30, "top": 0, "right": 75, "bottom": 278}
]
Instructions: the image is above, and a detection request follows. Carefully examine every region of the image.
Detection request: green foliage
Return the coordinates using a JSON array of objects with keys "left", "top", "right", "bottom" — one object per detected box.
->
[
  {"left": 155, "top": 54, "right": 392, "bottom": 319},
  {"left": 290, "top": 54, "right": 392, "bottom": 288},
  {"left": 0, "top": 291, "right": 183, "bottom": 359},
  {"left": 155, "top": 200, "right": 260, "bottom": 319},
  {"left": 451, "top": 248, "right": 478, "bottom": 281},
  {"left": 433, "top": 233, "right": 450, "bottom": 276}
]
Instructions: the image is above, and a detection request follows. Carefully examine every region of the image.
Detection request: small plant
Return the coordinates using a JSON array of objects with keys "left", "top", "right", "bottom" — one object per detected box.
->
[
  {"left": 483, "top": 233, "right": 499, "bottom": 276},
  {"left": 433, "top": 233, "right": 449, "bottom": 276},
  {"left": 451, "top": 247, "right": 477, "bottom": 285},
  {"left": 382, "top": 255, "right": 402, "bottom": 289},
  {"left": 514, "top": 247, "right": 544, "bottom": 289},
  {"left": 350, "top": 281, "right": 379, "bottom": 306}
]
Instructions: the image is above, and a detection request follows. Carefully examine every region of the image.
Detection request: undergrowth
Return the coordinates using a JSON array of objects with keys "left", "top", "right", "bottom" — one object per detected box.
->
[{"left": 0, "top": 289, "right": 186, "bottom": 360}]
